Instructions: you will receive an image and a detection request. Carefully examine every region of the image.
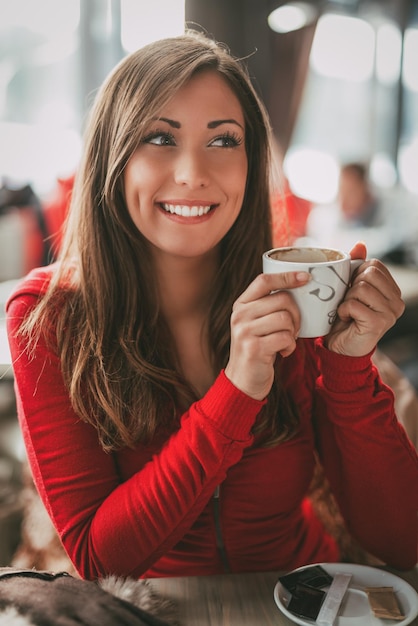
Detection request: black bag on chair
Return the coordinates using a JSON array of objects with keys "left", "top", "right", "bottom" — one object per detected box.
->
[
  {"left": 0, "top": 569, "right": 175, "bottom": 626},
  {"left": 0, "top": 182, "right": 52, "bottom": 281}
]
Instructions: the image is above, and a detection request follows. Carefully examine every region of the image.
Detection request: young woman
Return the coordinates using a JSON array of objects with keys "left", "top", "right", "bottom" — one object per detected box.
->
[{"left": 6, "top": 31, "right": 417, "bottom": 580}]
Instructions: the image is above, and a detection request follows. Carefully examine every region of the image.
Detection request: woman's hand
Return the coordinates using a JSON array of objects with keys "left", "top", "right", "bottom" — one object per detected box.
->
[
  {"left": 224, "top": 271, "right": 311, "bottom": 400},
  {"left": 325, "top": 242, "right": 405, "bottom": 356}
]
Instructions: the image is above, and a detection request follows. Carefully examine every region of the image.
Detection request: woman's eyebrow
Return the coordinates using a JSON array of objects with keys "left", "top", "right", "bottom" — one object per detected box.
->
[
  {"left": 155, "top": 117, "right": 244, "bottom": 130},
  {"left": 156, "top": 117, "right": 181, "bottom": 129},
  {"left": 208, "top": 119, "right": 244, "bottom": 130}
]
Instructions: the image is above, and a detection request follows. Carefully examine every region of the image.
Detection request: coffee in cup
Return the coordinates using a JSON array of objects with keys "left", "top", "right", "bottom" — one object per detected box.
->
[{"left": 262, "top": 246, "right": 362, "bottom": 338}]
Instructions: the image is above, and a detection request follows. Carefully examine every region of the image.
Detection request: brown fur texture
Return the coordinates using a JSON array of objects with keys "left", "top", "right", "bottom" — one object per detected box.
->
[
  {"left": 0, "top": 568, "right": 179, "bottom": 626},
  {"left": 10, "top": 463, "right": 77, "bottom": 577}
]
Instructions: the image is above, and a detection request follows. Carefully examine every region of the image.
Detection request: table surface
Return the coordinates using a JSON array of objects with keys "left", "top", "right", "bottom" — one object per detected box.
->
[{"left": 149, "top": 567, "right": 418, "bottom": 626}]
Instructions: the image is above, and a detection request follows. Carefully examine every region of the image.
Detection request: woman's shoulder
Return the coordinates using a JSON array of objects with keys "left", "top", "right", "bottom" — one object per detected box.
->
[
  {"left": 6, "top": 264, "right": 57, "bottom": 307},
  {"left": 5, "top": 262, "right": 75, "bottom": 312},
  {"left": 6, "top": 263, "right": 78, "bottom": 349}
]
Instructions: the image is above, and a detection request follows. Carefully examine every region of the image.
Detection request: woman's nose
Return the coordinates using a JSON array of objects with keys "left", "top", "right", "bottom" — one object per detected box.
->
[{"left": 173, "top": 150, "right": 210, "bottom": 188}]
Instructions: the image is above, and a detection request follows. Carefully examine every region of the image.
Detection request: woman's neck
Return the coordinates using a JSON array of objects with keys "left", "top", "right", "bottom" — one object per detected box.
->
[
  {"left": 151, "top": 248, "right": 219, "bottom": 396},
  {"left": 152, "top": 248, "right": 219, "bottom": 321}
]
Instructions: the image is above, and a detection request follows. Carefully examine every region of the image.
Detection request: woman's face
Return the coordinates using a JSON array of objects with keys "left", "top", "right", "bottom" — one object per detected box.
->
[{"left": 123, "top": 70, "right": 248, "bottom": 261}]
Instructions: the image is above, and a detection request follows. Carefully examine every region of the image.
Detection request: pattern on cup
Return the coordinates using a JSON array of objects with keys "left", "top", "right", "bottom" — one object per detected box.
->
[
  {"left": 307, "top": 265, "right": 351, "bottom": 303},
  {"left": 306, "top": 264, "right": 351, "bottom": 331}
]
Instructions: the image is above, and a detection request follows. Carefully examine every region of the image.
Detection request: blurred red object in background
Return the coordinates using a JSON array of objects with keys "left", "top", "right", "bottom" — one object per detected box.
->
[
  {"left": 271, "top": 181, "right": 312, "bottom": 247},
  {"left": 43, "top": 174, "right": 75, "bottom": 258}
]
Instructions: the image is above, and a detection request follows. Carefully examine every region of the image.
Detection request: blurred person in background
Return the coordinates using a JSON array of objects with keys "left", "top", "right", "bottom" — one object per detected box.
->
[{"left": 303, "top": 162, "right": 417, "bottom": 264}]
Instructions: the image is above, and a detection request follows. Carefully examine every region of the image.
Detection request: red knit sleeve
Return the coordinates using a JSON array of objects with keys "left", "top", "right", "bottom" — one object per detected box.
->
[
  {"left": 7, "top": 293, "right": 264, "bottom": 580},
  {"left": 309, "top": 337, "right": 418, "bottom": 570}
]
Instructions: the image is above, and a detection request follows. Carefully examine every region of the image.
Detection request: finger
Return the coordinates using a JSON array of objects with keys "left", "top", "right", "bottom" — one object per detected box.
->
[
  {"left": 246, "top": 309, "right": 298, "bottom": 340},
  {"left": 337, "top": 297, "right": 399, "bottom": 337},
  {"left": 351, "top": 262, "right": 403, "bottom": 301},
  {"left": 349, "top": 241, "right": 367, "bottom": 260},
  {"left": 338, "top": 279, "right": 404, "bottom": 332},
  {"left": 238, "top": 271, "right": 311, "bottom": 304},
  {"left": 346, "top": 275, "right": 404, "bottom": 319},
  {"left": 253, "top": 327, "right": 299, "bottom": 359},
  {"left": 233, "top": 289, "right": 301, "bottom": 324},
  {"left": 344, "top": 291, "right": 404, "bottom": 330}
]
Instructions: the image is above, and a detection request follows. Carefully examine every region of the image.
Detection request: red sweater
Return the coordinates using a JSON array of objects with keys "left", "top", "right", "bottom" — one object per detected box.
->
[{"left": 6, "top": 267, "right": 418, "bottom": 580}]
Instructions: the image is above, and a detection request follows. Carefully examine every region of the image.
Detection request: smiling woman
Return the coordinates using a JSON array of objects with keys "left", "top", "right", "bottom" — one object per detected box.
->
[
  {"left": 123, "top": 70, "right": 247, "bottom": 259},
  {"left": 5, "top": 30, "right": 418, "bottom": 582}
]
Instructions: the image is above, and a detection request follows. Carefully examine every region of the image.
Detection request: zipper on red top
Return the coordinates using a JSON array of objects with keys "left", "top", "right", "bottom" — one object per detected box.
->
[{"left": 213, "top": 484, "right": 231, "bottom": 572}]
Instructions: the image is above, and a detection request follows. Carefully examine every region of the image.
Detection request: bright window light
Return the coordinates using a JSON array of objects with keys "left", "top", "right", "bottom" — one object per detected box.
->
[
  {"left": 376, "top": 22, "right": 402, "bottom": 86},
  {"left": 283, "top": 147, "right": 339, "bottom": 203},
  {"left": 0, "top": 0, "right": 80, "bottom": 67},
  {"left": 399, "top": 137, "right": 418, "bottom": 194},
  {"left": 0, "top": 122, "right": 82, "bottom": 193},
  {"left": 310, "top": 13, "right": 375, "bottom": 82},
  {"left": 121, "top": 0, "right": 185, "bottom": 52},
  {"left": 0, "top": 0, "right": 80, "bottom": 38},
  {"left": 369, "top": 153, "right": 397, "bottom": 188},
  {"left": 268, "top": 2, "right": 317, "bottom": 34},
  {"left": 403, "top": 28, "right": 418, "bottom": 92}
]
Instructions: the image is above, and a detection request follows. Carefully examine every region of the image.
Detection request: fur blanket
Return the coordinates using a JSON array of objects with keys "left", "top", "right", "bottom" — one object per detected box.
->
[{"left": 0, "top": 568, "right": 178, "bottom": 626}]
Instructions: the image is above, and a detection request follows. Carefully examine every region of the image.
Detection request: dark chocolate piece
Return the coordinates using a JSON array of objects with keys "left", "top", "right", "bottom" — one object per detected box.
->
[
  {"left": 287, "top": 582, "right": 326, "bottom": 620},
  {"left": 279, "top": 565, "right": 333, "bottom": 594}
]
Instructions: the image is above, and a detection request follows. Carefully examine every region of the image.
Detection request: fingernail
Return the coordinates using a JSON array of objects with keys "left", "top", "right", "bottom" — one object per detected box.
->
[{"left": 296, "top": 272, "right": 311, "bottom": 282}]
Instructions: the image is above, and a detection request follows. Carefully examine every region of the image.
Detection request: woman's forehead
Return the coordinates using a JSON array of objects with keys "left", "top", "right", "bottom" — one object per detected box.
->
[{"left": 154, "top": 71, "right": 245, "bottom": 125}]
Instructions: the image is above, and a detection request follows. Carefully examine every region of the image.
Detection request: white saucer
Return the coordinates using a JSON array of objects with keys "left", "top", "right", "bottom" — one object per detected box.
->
[{"left": 273, "top": 563, "right": 418, "bottom": 625}]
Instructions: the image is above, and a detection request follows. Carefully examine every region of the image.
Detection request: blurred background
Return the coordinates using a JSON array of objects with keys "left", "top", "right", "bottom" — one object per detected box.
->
[
  {"left": 0, "top": 0, "right": 417, "bottom": 566},
  {"left": 1, "top": 1, "right": 418, "bottom": 199}
]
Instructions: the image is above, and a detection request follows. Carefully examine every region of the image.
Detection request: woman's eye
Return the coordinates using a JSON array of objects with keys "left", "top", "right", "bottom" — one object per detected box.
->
[
  {"left": 144, "top": 132, "right": 176, "bottom": 146},
  {"left": 210, "top": 132, "right": 243, "bottom": 148}
]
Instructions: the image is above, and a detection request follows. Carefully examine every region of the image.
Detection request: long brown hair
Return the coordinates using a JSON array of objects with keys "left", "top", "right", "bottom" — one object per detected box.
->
[{"left": 21, "top": 30, "right": 298, "bottom": 451}]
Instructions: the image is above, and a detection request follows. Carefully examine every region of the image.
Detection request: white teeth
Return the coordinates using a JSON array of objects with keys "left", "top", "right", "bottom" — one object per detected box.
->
[{"left": 161, "top": 203, "right": 212, "bottom": 217}]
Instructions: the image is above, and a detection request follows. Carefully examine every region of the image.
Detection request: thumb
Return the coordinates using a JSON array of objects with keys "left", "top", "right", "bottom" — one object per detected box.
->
[{"left": 349, "top": 241, "right": 367, "bottom": 260}]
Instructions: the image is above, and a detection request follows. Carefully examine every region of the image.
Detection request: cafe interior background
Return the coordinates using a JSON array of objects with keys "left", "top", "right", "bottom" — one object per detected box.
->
[{"left": 0, "top": 0, "right": 417, "bottom": 567}]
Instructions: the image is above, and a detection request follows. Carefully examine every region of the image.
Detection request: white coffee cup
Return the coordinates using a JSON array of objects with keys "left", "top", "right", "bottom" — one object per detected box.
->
[{"left": 262, "top": 246, "right": 363, "bottom": 338}]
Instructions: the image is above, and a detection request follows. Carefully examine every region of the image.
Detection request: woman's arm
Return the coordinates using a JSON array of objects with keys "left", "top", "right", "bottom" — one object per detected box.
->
[
  {"left": 7, "top": 295, "right": 264, "bottom": 580},
  {"left": 311, "top": 338, "right": 418, "bottom": 570}
]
